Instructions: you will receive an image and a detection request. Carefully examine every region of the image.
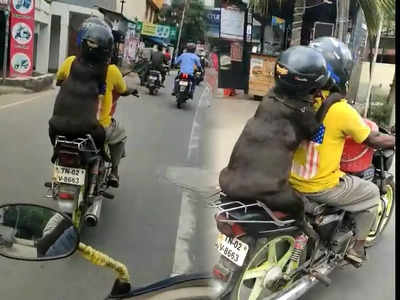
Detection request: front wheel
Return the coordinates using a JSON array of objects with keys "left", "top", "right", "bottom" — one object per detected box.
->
[{"left": 365, "top": 179, "right": 395, "bottom": 247}]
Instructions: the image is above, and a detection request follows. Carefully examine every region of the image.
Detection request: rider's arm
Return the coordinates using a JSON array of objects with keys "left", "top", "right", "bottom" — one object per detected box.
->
[
  {"left": 174, "top": 54, "right": 182, "bottom": 66},
  {"left": 194, "top": 56, "right": 202, "bottom": 70},
  {"left": 364, "top": 131, "right": 395, "bottom": 149},
  {"left": 55, "top": 56, "right": 76, "bottom": 86},
  {"left": 110, "top": 65, "right": 137, "bottom": 96}
]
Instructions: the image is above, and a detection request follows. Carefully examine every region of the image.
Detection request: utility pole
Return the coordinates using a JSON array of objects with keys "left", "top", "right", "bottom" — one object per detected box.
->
[
  {"left": 363, "top": 18, "right": 383, "bottom": 117},
  {"left": 175, "top": 0, "right": 187, "bottom": 57},
  {"left": 120, "top": 0, "right": 126, "bottom": 14}
]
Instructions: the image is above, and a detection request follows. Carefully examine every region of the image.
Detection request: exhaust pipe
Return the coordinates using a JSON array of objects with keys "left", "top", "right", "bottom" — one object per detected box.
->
[
  {"left": 264, "top": 263, "right": 336, "bottom": 300},
  {"left": 84, "top": 198, "right": 103, "bottom": 227}
]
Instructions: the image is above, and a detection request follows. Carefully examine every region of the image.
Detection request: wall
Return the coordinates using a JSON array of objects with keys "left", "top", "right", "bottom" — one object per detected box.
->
[
  {"left": 357, "top": 62, "right": 395, "bottom": 101},
  {"left": 35, "top": 0, "right": 52, "bottom": 74},
  {"left": 53, "top": 0, "right": 116, "bottom": 11},
  {"left": 50, "top": 1, "right": 102, "bottom": 69},
  {"left": 48, "top": 14, "right": 60, "bottom": 72}
]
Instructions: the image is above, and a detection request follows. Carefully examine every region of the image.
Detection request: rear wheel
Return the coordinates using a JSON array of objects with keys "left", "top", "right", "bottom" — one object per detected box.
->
[
  {"left": 227, "top": 236, "right": 298, "bottom": 300},
  {"left": 149, "top": 87, "right": 154, "bottom": 95},
  {"left": 365, "top": 179, "right": 395, "bottom": 247}
]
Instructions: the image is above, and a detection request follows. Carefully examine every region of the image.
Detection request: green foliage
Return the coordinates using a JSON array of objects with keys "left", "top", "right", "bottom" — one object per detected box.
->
[
  {"left": 368, "top": 94, "right": 393, "bottom": 128},
  {"left": 3, "top": 206, "right": 54, "bottom": 239},
  {"left": 159, "top": 0, "right": 207, "bottom": 46}
]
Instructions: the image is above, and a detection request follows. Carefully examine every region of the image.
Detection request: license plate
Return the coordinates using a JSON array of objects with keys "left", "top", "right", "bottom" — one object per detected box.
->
[
  {"left": 215, "top": 233, "right": 249, "bottom": 266},
  {"left": 53, "top": 166, "right": 86, "bottom": 186},
  {"left": 179, "top": 81, "right": 188, "bottom": 86},
  {"left": 149, "top": 76, "right": 157, "bottom": 80}
]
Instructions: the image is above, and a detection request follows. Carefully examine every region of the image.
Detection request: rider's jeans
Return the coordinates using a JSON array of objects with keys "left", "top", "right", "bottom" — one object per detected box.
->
[
  {"left": 104, "top": 118, "right": 127, "bottom": 168},
  {"left": 302, "top": 175, "right": 380, "bottom": 240}
]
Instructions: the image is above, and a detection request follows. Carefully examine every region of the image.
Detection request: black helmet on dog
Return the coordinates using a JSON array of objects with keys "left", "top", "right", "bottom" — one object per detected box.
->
[
  {"left": 79, "top": 17, "right": 114, "bottom": 64},
  {"left": 274, "top": 46, "right": 330, "bottom": 97},
  {"left": 309, "top": 37, "right": 353, "bottom": 94}
]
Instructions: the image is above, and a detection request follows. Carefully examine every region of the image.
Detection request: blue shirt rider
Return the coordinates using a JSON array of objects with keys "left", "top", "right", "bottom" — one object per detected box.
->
[{"left": 172, "top": 43, "right": 202, "bottom": 99}]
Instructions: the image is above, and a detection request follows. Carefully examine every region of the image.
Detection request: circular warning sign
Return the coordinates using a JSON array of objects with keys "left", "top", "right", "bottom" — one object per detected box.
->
[
  {"left": 12, "top": 22, "right": 33, "bottom": 45},
  {"left": 11, "top": 52, "right": 31, "bottom": 74},
  {"left": 12, "top": 0, "right": 34, "bottom": 15}
]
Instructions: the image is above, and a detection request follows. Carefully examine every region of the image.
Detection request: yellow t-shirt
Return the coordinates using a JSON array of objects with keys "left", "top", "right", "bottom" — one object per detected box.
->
[
  {"left": 56, "top": 56, "right": 127, "bottom": 128},
  {"left": 289, "top": 90, "right": 371, "bottom": 193}
]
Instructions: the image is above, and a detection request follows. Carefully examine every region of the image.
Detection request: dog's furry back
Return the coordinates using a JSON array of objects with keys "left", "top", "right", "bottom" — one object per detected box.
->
[{"left": 219, "top": 88, "right": 320, "bottom": 202}]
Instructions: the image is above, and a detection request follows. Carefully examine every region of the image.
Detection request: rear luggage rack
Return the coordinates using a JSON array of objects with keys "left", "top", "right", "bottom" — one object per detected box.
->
[
  {"left": 55, "top": 134, "right": 100, "bottom": 153},
  {"left": 209, "top": 193, "right": 296, "bottom": 227}
]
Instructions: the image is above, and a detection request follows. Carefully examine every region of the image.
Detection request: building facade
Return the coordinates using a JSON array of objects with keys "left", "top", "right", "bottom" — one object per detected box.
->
[{"left": 116, "top": 0, "right": 163, "bottom": 23}]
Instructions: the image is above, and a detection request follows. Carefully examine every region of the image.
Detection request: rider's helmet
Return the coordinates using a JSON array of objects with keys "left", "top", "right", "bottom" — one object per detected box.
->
[
  {"left": 186, "top": 42, "right": 196, "bottom": 53},
  {"left": 78, "top": 17, "right": 114, "bottom": 64},
  {"left": 274, "top": 45, "right": 330, "bottom": 97},
  {"left": 309, "top": 37, "right": 353, "bottom": 94}
]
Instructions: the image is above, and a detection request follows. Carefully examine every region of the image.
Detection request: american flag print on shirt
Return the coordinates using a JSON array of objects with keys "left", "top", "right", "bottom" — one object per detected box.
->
[{"left": 292, "top": 125, "right": 325, "bottom": 179}]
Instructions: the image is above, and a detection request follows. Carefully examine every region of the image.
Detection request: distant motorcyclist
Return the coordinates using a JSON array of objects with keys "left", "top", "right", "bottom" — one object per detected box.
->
[
  {"left": 172, "top": 43, "right": 202, "bottom": 99},
  {"left": 289, "top": 37, "right": 395, "bottom": 265},
  {"left": 49, "top": 17, "right": 137, "bottom": 188},
  {"left": 144, "top": 44, "right": 168, "bottom": 86}
]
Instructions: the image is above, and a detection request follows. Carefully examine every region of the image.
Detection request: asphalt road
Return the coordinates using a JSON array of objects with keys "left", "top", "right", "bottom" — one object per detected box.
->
[{"left": 0, "top": 73, "right": 213, "bottom": 300}]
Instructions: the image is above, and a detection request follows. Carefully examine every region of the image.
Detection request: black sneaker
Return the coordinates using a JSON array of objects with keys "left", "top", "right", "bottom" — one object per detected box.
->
[{"left": 108, "top": 174, "right": 119, "bottom": 188}]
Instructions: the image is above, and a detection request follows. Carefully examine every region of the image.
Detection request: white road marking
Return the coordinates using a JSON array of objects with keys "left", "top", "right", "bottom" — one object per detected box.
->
[
  {"left": 171, "top": 84, "right": 211, "bottom": 276},
  {"left": 0, "top": 90, "right": 53, "bottom": 111}
]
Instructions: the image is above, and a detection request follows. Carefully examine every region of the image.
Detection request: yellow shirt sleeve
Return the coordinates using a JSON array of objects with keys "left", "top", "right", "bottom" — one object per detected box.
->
[
  {"left": 97, "top": 65, "right": 127, "bottom": 128},
  {"left": 335, "top": 102, "right": 371, "bottom": 143},
  {"left": 56, "top": 56, "right": 76, "bottom": 81},
  {"left": 109, "top": 64, "right": 127, "bottom": 94}
]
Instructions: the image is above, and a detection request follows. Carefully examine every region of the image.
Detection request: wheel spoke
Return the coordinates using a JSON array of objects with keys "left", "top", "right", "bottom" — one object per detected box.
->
[
  {"left": 248, "top": 278, "right": 264, "bottom": 300},
  {"left": 267, "top": 241, "right": 277, "bottom": 264},
  {"left": 243, "top": 262, "right": 272, "bottom": 280}
]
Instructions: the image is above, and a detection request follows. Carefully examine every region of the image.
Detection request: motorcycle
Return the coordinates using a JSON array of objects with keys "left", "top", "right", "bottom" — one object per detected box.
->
[
  {"left": 211, "top": 125, "right": 395, "bottom": 300},
  {"left": 146, "top": 69, "right": 162, "bottom": 95},
  {"left": 0, "top": 203, "right": 218, "bottom": 299},
  {"left": 45, "top": 92, "right": 140, "bottom": 231},
  {"left": 175, "top": 73, "right": 193, "bottom": 109},
  {"left": 44, "top": 134, "right": 114, "bottom": 230},
  {"left": 194, "top": 69, "right": 204, "bottom": 86}
]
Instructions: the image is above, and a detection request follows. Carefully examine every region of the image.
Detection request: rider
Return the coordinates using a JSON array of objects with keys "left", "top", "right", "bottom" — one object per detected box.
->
[
  {"left": 172, "top": 42, "right": 202, "bottom": 99},
  {"left": 144, "top": 44, "right": 168, "bottom": 86},
  {"left": 289, "top": 37, "right": 395, "bottom": 264},
  {"left": 49, "top": 17, "right": 137, "bottom": 188}
]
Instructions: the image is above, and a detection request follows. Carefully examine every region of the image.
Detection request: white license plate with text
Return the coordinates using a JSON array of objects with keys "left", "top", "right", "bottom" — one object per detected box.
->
[
  {"left": 53, "top": 166, "right": 86, "bottom": 186},
  {"left": 179, "top": 81, "right": 189, "bottom": 86},
  {"left": 215, "top": 233, "right": 249, "bottom": 266}
]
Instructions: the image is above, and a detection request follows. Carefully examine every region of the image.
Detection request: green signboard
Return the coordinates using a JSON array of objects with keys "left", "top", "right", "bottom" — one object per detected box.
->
[{"left": 137, "top": 22, "right": 177, "bottom": 41}]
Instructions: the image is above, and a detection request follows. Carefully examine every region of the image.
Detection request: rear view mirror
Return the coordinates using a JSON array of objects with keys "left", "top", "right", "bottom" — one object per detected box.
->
[{"left": 0, "top": 204, "right": 79, "bottom": 261}]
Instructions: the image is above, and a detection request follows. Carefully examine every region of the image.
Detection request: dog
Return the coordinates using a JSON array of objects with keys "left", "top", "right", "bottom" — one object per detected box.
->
[
  {"left": 219, "top": 87, "right": 343, "bottom": 238},
  {"left": 49, "top": 57, "right": 107, "bottom": 149}
]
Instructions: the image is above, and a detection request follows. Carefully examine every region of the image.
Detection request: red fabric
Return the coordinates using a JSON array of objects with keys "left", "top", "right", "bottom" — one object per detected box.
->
[
  {"left": 111, "top": 91, "right": 121, "bottom": 116},
  {"left": 164, "top": 52, "right": 171, "bottom": 61},
  {"left": 210, "top": 52, "right": 218, "bottom": 71}
]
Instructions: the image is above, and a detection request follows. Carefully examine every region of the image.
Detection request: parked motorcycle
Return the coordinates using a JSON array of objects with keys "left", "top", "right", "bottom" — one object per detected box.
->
[
  {"left": 175, "top": 73, "right": 193, "bottom": 109},
  {"left": 211, "top": 124, "right": 395, "bottom": 300},
  {"left": 0, "top": 203, "right": 217, "bottom": 299},
  {"left": 146, "top": 69, "right": 162, "bottom": 95}
]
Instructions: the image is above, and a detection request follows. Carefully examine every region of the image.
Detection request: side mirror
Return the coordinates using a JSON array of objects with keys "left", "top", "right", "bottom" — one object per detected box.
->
[{"left": 0, "top": 204, "right": 79, "bottom": 261}]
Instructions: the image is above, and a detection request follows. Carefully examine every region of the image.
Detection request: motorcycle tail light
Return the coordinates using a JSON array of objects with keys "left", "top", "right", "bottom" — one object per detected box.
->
[
  {"left": 215, "top": 214, "right": 245, "bottom": 238},
  {"left": 212, "top": 265, "right": 230, "bottom": 282},
  {"left": 58, "top": 151, "right": 81, "bottom": 168},
  {"left": 180, "top": 73, "right": 189, "bottom": 79},
  {"left": 58, "top": 184, "right": 78, "bottom": 201}
]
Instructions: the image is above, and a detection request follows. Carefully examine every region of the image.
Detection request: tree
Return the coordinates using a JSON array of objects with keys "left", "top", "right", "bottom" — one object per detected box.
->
[{"left": 158, "top": 0, "right": 208, "bottom": 50}]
